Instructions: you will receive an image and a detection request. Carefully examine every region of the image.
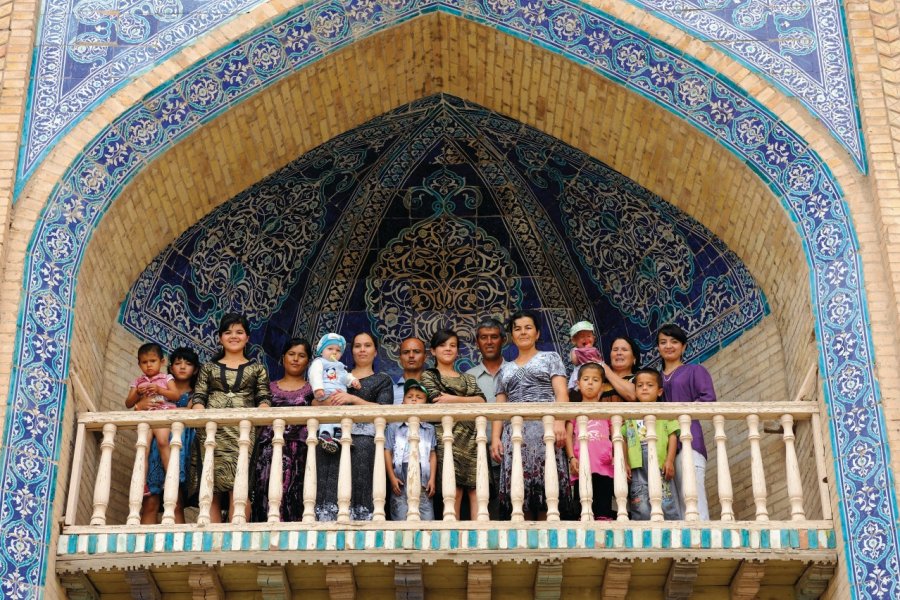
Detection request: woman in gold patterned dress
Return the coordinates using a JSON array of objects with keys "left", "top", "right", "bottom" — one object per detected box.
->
[
  {"left": 191, "top": 313, "right": 272, "bottom": 522},
  {"left": 420, "top": 329, "right": 485, "bottom": 520}
]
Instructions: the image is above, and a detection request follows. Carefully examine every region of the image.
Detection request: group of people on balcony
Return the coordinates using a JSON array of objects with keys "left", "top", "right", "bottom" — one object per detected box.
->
[{"left": 126, "top": 311, "right": 716, "bottom": 525}]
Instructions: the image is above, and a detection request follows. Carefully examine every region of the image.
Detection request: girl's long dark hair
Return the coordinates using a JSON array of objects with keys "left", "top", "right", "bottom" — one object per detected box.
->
[{"left": 211, "top": 313, "right": 251, "bottom": 361}]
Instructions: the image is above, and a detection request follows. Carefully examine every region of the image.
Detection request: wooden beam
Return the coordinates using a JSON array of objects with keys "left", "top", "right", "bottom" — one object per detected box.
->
[
  {"left": 795, "top": 562, "right": 836, "bottom": 600},
  {"left": 534, "top": 561, "right": 563, "bottom": 600},
  {"left": 394, "top": 564, "right": 424, "bottom": 600},
  {"left": 664, "top": 560, "right": 698, "bottom": 600},
  {"left": 258, "top": 565, "right": 292, "bottom": 600},
  {"left": 124, "top": 569, "right": 162, "bottom": 600},
  {"left": 467, "top": 563, "right": 492, "bottom": 600},
  {"left": 326, "top": 564, "right": 356, "bottom": 600},
  {"left": 729, "top": 560, "right": 765, "bottom": 600},
  {"left": 600, "top": 560, "right": 633, "bottom": 600},
  {"left": 59, "top": 573, "right": 99, "bottom": 600},
  {"left": 188, "top": 565, "right": 224, "bottom": 600}
]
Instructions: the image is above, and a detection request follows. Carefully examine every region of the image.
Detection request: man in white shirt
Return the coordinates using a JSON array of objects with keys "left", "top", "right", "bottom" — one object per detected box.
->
[
  {"left": 393, "top": 337, "right": 427, "bottom": 405},
  {"left": 465, "top": 317, "right": 506, "bottom": 519}
]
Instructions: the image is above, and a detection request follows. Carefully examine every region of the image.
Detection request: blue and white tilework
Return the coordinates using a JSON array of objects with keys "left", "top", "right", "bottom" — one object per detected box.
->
[
  {"left": 2, "top": 1, "right": 897, "bottom": 599},
  {"left": 118, "top": 95, "right": 768, "bottom": 379},
  {"left": 16, "top": 0, "right": 865, "bottom": 198}
]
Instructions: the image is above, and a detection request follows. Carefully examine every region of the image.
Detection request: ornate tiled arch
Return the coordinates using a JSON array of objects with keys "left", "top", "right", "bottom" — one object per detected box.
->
[
  {"left": 16, "top": 0, "right": 865, "bottom": 196},
  {"left": 0, "top": 4, "right": 895, "bottom": 600}
]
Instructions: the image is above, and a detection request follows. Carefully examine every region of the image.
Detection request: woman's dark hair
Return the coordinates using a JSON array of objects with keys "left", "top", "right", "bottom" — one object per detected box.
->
[
  {"left": 610, "top": 336, "right": 641, "bottom": 373},
  {"left": 213, "top": 313, "right": 251, "bottom": 360},
  {"left": 657, "top": 324, "right": 688, "bottom": 346},
  {"left": 169, "top": 347, "right": 201, "bottom": 388},
  {"left": 352, "top": 331, "right": 380, "bottom": 350},
  {"left": 280, "top": 337, "right": 311, "bottom": 359},
  {"left": 429, "top": 328, "right": 458, "bottom": 349},
  {"left": 507, "top": 309, "right": 541, "bottom": 335},
  {"left": 218, "top": 313, "right": 251, "bottom": 337}
]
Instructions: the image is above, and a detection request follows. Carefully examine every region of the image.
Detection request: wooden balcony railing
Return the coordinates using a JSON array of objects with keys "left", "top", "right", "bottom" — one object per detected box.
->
[{"left": 64, "top": 402, "right": 832, "bottom": 531}]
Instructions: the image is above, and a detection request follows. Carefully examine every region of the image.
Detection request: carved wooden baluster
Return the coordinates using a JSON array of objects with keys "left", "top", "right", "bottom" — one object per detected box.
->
[
  {"left": 231, "top": 420, "right": 253, "bottom": 524},
  {"left": 713, "top": 415, "right": 734, "bottom": 521},
  {"left": 127, "top": 423, "right": 150, "bottom": 525},
  {"left": 475, "top": 416, "right": 490, "bottom": 522},
  {"left": 373, "top": 417, "right": 387, "bottom": 522},
  {"left": 542, "top": 415, "right": 560, "bottom": 521},
  {"left": 267, "top": 419, "right": 286, "bottom": 523},
  {"left": 747, "top": 414, "right": 769, "bottom": 521},
  {"left": 510, "top": 416, "right": 525, "bottom": 522},
  {"left": 781, "top": 414, "right": 806, "bottom": 521},
  {"left": 302, "top": 418, "right": 319, "bottom": 523},
  {"left": 197, "top": 421, "right": 217, "bottom": 526},
  {"left": 577, "top": 416, "right": 592, "bottom": 521},
  {"left": 611, "top": 415, "right": 628, "bottom": 521},
  {"left": 337, "top": 418, "right": 354, "bottom": 523},
  {"left": 161, "top": 422, "right": 184, "bottom": 525},
  {"left": 91, "top": 423, "right": 117, "bottom": 526},
  {"left": 442, "top": 416, "right": 457, "bottom": 521},
  {"left": 65, "top": 423, "right": 88, "bottom": 526},
  {"left": 678, "top": 415, "right": 700, "bottom": 521},
  {"left": 644, "top": 415, "right": 663, "bottom": 522},
  {"left": 406, "top": 416, "right": 422, "bottom": 522}
]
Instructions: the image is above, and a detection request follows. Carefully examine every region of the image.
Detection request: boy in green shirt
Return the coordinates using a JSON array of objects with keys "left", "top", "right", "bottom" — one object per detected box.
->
[{"left": 623, "top": 368, "right": 683, "bottom": 520}]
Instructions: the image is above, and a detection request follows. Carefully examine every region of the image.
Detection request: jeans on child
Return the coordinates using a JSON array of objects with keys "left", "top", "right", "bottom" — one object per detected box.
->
[
  {"left": 389, "top": 463, "right": 435, "bottom": 521},
  {"left": 628, "top": 443, "right": 683, "bottom": 520},
  {"left": 674, "top": 449, "right": 709, "bottom": 520}
]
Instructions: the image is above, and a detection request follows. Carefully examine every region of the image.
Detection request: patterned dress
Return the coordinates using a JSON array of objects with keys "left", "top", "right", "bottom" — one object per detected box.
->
[
  {"left": 190, "top": 361, "right": 272, "bottom": 494},
  {"left": 315, "top": 372, "right": 393, "bottom": 521},
  {"left": 420, "top": 369, "right": 485, "bottom": 489},
  {"left": 497, "top": 352, "right": 573, "bottom": 517},
  {"left": 249, "top": 380, "right": 312, "bottom": 522}
]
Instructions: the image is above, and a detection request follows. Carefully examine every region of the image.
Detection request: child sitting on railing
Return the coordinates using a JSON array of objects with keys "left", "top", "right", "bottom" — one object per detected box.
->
[
  {"left": 623, "top": 367, "right": 683, "bottom": 520},
  {"left": 125, "top": 342, "right": 182, "bottom": 496},
  {"left": 565, "top": 362, "right": 615, "bottom": 520},
  {"left": 384, "top": 379, "right": 437, "bottom": 520},
  {"left": 309, "top": 333, "right": 361, "bottom": 453}
]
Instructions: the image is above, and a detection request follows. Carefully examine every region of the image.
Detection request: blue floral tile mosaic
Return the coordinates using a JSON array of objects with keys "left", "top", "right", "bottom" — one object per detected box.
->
[
  {"left": 2, "top": 1, "right": 897, "bottom": 598},
  {"left": 119, "top": 95, "right": 768, "bottom": 379},
  {"left": 16, "top": 0, "right": 865, "bottom": 200}
]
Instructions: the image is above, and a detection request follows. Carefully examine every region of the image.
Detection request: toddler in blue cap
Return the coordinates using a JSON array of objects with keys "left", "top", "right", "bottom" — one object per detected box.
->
[{"left": 310, "top": 333, "right": 361, "bottom": 453}]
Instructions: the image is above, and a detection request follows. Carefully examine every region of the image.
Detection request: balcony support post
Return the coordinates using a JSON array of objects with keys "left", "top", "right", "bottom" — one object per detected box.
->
[
  {"left": 600, "top": 560, "right": 633, "bottom": 600},
  {"left": 124, "top": 569, "right": 161, "bottom": 600},
  {"left": 747, "top": 414, "right": 769, "bottom": 521},
  {"left": 442, "top": 415, "right": 457, "bottom": 521},
  {"left": 542, "top": 415, "right": 560, "bottom": 521},
  {"left": 406, "top": 416, "right": 422, "bottom": 521},
  {"left": 611, "top": 415, "right": 628, "bottom": 521},
  {"left": 258, "top": 565, "right": 292, "bottom": 600},
  {"left": 126, "top": 423, "right": 150, "bottom": 525},
  {"left": 90, "top": 423, "right": 117, "bottom": 526},
  {"left": 197, "top": 421, "right": 217, "bottom": 526},
  {"left": 60, "top": 573, "right": 99, "bottom": 600},
  {"left": 303, "top": 418, "right": 319, "bottom": 523},
  {"left": 795, "top": 562, "right": 836, "bottom": 600},
  {"left": 337, "top": 418, "right": 354, "bottom": 523},
  {"left": 326, "top": 564, "right": 356, "bottom": 600},
  {"left": 712, "top": 415, "right": 734, "bottom": 521},
  {"left": 161, "top": 421, "right": 184, "bottom": 525},
  {"left": 534, "top": 561, "right": 563, "bottom": 600},
  {"left": 577, "top": 415, "right": 592, "bottom": 521},
  {"left": 467, "top": 563, "right": 492, "bottom": 600},
  {"left": 372, "top": 417, "right": 387, "bottom": 521},
  {"left": 510, "top": 415, "right": 525, "bottom": 522},
  {"left": 64, "top": 422, "right": 88, "bottom": 526},
  {"left": 267, "top": 419, "right": 286, "bottom": 523},
  {"left": 394, "top": 564, "right": 424, "bottom": 600},
  {"left": 475, "top": 416, "right": 490, "bottom": 521},
  {"left": 781, "top": 414, "right": 807, "bottom": 520},
  {"left": 188, "top": 565, "right": 224, "bottom": 600},
  {"left": 810, "top": 412, "right": 833, "bottom": 520},
  {"left": 729, "top": 560, "right": 765, "bottom": 600},
  {"left": 644, "top": 415, "right": 663, "bottom": 522},
  {"left": 664, "top": 560, "right": 698, "bottom": 600},
  {"left": 231, "top": 419, "right": 253, "bottom": 524},
  {"left": 677, "top": 415, "right": 699, "bottom": 521}
]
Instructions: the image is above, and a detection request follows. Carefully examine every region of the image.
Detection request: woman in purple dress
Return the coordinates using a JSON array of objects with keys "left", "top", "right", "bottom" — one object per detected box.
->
[
  {"left": 490, "top": 310, "right": 572, "bottom": 520},
  {"left": 657, "top": 324, "right": 716, "bottom": 520},
  {"left": 250, "top": 338, "right": 313, "bottom": 522}
]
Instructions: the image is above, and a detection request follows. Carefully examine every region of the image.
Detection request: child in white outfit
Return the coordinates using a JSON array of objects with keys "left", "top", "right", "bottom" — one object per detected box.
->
[{"left": 309, "top": 333, "right": 361, "bottom": 453}]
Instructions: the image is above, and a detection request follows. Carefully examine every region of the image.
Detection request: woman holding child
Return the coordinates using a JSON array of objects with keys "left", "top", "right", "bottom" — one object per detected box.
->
[
  {"left": 313, "top": 332, "right": 393, "bottom": 521},
  {"left": 491, "top": 310, "right": 573, "bottom": 520},
  {"left": 250, "top": 337, "right": 313, "bottom": 523}
]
